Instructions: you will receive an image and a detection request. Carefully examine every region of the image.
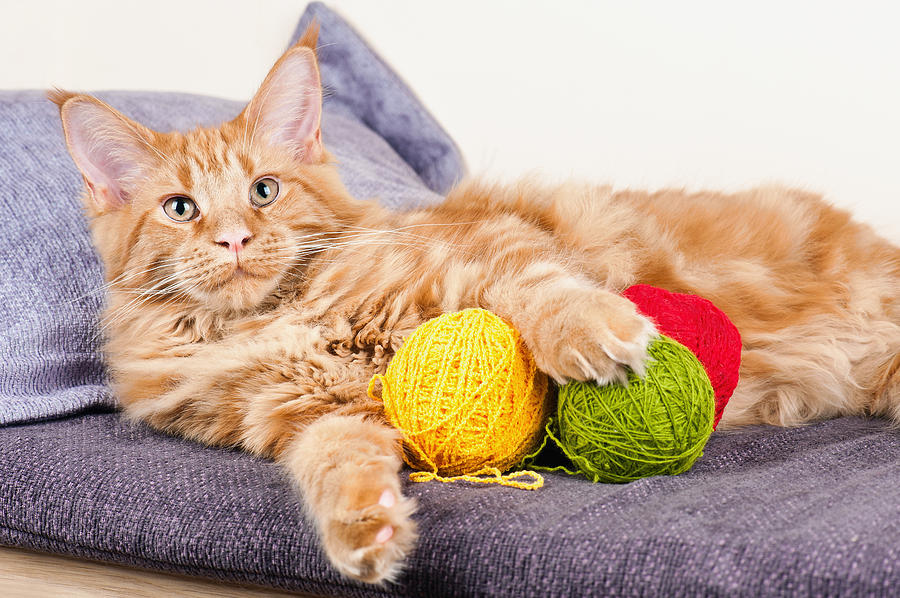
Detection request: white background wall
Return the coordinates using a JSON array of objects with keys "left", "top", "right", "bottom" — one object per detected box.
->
[{"left": 1, "top": 0, "right": 898, "bottom": 240}]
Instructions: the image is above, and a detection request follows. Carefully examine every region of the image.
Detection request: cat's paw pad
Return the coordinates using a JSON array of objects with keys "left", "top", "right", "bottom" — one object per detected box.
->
[
  {"left": 532, "top": 290, "right": 657, "bottom": 385},
  {"left": 322, "top": 468, "right": 417, "bottom": 584}
]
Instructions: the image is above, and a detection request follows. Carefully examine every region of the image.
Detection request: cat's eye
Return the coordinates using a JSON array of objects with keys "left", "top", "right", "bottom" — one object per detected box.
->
[
  {"left": 162, "top": 196, "right": 199, "bottom": 222},
  {"left": 250, "top": 177, "right": 280, "bottom": 207}
]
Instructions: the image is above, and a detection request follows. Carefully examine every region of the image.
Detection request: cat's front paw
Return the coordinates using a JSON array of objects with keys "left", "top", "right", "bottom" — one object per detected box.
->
[
  {"left": 288, "top": 416, "right": 417, "bottom": 584},
  {"left": 527, "top": 289, "right": 657, "bottom": 385},
  {"left": 321, "top": 460, "right": 417, "bottom": 584}
]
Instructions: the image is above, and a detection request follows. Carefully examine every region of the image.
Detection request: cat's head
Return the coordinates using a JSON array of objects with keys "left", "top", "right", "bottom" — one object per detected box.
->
[{"left": 53, "top": 23, "right": 364, "bottom": 315}]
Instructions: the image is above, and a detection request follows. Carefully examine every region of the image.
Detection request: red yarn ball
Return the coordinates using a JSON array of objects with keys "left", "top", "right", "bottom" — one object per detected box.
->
[{"left": 623, "top": 285, "right": 741, "bottom": 429}]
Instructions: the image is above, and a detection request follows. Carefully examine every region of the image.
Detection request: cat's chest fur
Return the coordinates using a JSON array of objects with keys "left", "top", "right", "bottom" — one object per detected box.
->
[{"left": 222, "top": 257, "right": 431, "bottom": 380}]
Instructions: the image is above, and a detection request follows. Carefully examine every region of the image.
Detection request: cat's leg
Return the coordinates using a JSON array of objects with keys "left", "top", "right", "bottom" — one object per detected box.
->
[
  {"left": 117, "top": 324, "right": 416, "bottom": 584},
  {"left": 283, "top": 414, "right": 417, "bottom": 583},
  {"left": 715, "top": 219, "right": 900, "bottom": 427},
  {"left": 719, "top": 314, "right": 900, "bottom": 427},
  {"left": 479, "top": 264, "right": 657, "bottom": 384},
  {"left": 871, "top": 351, "right": 900, "bottom": 421}
]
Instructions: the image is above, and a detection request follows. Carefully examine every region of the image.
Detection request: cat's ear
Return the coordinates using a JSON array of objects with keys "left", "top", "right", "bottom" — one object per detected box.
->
[
  {"left": 50, "top": 90, "right": 158, "bottom": 212},
  {"left": 241, "top": 39, "right": 324, "bottom": 164}
]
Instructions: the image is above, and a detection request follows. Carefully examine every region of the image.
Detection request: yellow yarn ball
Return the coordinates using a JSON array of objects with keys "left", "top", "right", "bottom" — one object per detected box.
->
[{"left": 372, "top": 309, "right": 550, "bottom": 478}]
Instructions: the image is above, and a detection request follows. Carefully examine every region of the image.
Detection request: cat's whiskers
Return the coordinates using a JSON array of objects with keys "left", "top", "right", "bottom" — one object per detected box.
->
[
  {"left": 344, "top": 222, "right": 482, "bottom": 246},
  {"left": 96, "top": 261, "right": 208, "bottom": 339},
  {"left": 149, "top": 278, "right": 210, "bottom": 317},
  {"left": 95, "top": 221, "right": 482, "bottom": 339},
  {"left": 280, "top": 223, "right": 481, "bottom": 259},
  {"left": 342, "top": 220, "right": 484, "bottom": 242},
  {"left": 101, "top": 279, "right": 210, "bottom": 342},
  {"left": 87, "top": 224, "right": 474, "bottom": 313},
  {"left": 61, "top": 257, "right": 195, "bottom": 306},
  {"left": 285, "top": 234, "right": 470, "bottom": 260}
]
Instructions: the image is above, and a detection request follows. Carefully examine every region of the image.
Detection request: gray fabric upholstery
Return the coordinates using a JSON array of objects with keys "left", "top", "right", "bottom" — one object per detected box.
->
[
  {"left": 1, "top": 413, "right": 897, "bottom": 597},
  {"left": 0, "top": 2, "right": 463, "bottom": 426}
]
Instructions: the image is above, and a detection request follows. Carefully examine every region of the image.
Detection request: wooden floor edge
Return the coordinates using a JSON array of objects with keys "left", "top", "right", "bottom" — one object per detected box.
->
[{"left": 0, "top": 546, "right": 320, "bottom": 598}]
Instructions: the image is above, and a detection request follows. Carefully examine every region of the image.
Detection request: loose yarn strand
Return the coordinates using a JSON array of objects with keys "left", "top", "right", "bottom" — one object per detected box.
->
[{"left": 409, "top": 467, "right": 544, "bottom": 490}]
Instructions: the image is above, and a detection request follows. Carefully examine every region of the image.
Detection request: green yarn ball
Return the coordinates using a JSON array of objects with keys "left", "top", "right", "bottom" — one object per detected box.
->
[{"left": 556, "top": 336, "right": 715, "bottom": 483}]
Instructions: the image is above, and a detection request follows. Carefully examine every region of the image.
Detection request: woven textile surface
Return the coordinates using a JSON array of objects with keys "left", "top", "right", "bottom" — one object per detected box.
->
[{"left": 2, "top": 412, "right": 898, "bottom": 597}]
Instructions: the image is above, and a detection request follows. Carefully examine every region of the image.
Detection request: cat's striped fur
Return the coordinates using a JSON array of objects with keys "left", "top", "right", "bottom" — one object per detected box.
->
[{"left": 52, "top": 24, "right": 899, "bottom": 583}]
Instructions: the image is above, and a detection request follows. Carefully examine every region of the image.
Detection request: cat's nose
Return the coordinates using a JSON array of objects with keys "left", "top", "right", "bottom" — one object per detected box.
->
[{"left": 215, "top": 229, "right": 252, "bottom": 254}]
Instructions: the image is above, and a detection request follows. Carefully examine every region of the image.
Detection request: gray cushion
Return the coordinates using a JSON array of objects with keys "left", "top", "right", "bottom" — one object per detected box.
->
[
  {"left": 1, "top": 413, "right": 898, "bottom": 597},
  {"left": 0, "top": 2, "right": 464, "bottom": 426}
]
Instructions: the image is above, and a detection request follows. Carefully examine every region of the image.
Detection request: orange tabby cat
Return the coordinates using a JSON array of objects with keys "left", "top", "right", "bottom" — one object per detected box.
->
[{"left": 52, "top": 25, "right": 898, "bottom": 583}]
